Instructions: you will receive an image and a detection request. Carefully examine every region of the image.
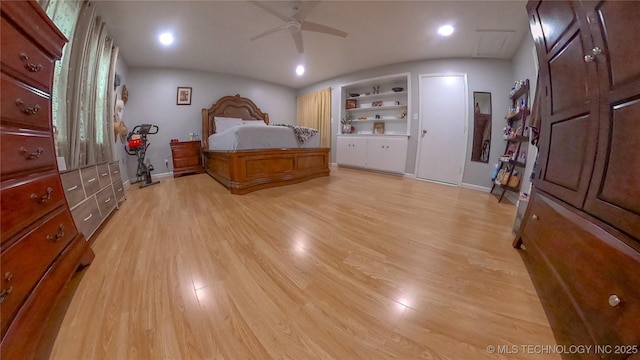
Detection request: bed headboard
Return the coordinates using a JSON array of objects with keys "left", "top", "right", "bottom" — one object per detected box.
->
[{"left": 201, "top": 94, "right": 270, "bottom": 149}]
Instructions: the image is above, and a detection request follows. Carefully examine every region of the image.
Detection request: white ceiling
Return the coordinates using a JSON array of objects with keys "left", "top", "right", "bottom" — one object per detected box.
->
[{"left": 94, "top": 0, "right": 530, "bottom": 89}]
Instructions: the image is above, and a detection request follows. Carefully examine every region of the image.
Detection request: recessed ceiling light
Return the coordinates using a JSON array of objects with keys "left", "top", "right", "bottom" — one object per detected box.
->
[
  {"left": 438, "top": 25, "right": 454, "bottom": 36},
  {"left": 159, "top": 32, "right": 174, "bottom": 46},
  {"left": 296, "top": 65, "right": 305, "bottom": 76}
]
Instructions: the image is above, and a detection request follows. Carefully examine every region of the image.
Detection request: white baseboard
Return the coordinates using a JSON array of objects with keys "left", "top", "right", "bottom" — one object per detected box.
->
[
  {"left": 460, "top": 183, "right": 492, "bottom": 192},
  {"left": 153, "top": 171, "right": 174, "bottom": 179}
]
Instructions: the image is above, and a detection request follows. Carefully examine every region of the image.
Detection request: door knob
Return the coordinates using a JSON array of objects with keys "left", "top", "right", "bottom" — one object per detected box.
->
[
  {"left": 608, "top": 294, "right": 621, "bottom": 307},
  {"left": 422, "top": 129, "right": 427, "bottom": 135}
]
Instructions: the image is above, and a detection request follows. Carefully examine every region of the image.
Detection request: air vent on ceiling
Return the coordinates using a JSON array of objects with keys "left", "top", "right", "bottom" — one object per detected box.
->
[{"left": 473, "top": 30, "right": 515, "bottom": 58}]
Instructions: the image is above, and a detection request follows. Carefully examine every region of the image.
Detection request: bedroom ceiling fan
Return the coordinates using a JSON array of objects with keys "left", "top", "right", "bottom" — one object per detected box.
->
[{"left": 249, "top": 1, "right": 348, "bottom": 54}]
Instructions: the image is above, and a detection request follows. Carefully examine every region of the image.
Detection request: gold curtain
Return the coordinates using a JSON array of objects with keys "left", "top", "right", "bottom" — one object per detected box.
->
[{"left": 296, "top": 88, "right": 331, "bottom": 147}]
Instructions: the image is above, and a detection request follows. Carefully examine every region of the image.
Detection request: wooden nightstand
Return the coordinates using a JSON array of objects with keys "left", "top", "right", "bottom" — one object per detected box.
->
[{"left": 170, "top": 141, "right": 204, "bottom": 177}]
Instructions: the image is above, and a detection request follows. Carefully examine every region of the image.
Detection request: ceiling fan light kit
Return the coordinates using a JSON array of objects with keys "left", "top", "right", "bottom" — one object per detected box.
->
[{"left": 249, "top": 1, "right": 348, "bottom": 54}]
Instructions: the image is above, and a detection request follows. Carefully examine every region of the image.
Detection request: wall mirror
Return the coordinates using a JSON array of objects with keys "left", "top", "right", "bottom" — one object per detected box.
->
[{"left": 471, "top": 92, "right": 492, "bottom": 163}]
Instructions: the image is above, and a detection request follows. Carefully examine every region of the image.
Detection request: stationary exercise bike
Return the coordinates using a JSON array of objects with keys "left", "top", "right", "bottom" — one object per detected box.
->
[{"left": 125, "top": 124, "right": 160, "bottom": 188}]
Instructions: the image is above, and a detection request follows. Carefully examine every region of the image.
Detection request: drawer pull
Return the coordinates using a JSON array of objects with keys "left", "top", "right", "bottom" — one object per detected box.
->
[
  {"left": 46, "top": 224, "right": 65, "bottom": 242},
  {"left": 608, "top": 294, "right": 621, "bottom": 307},
  {"left": 15, "top": 99, "right": 41, "bottom": 115},
  {"left": 117, "top": 188, "right": 123, "bottom": 192},
  {"left": 87, "top": 177, "right": 96, "bottom": 183},
  {"left": 101, "top": 172, "right": 109, "bottom": 177},
  {"left": 19, "top": 53, "right": 43, "bottom": 72},
  {"left": 104, "top": 198, "right": 111, "bottom": 203},
  {"left": 0, "top": 272, "right": 14, "bottom": 303},
  {"left": 532, "top": 214, "right": 539, "bottom": 221},
  {"left": 19, "top": 146, "right": 44, "bottom": 159},
  {"left": 67, "top": 185, "right": 79, "bottom": 191},
  {"left": 31, "top": 187, "right": 53, "bottom": 203},
  {"left": 113, "top": 170, "right": 119, "bottom": 174},
  {"left": 83, "top": 213, "right": 93, "bottom": 222}
]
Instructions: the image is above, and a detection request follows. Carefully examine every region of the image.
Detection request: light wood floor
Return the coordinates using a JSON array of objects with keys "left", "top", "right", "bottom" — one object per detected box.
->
[{"left": 50, "top": 167, "right": 559, "bottom": 360}]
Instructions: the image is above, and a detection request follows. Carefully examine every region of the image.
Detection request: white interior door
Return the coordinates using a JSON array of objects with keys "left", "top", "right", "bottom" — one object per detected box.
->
[{"left": 416, "top": 74, "right": 467, "bottom": 185}]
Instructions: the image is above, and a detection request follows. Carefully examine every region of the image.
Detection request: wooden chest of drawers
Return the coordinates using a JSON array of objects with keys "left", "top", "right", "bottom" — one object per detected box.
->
[
  {"left": 60, "top": 161, "right": 125, "bottom": 240},
  {"left": 0, "top": 2, "right": 93, "bottom": 358},
  {"left": 170, "top": 141, "right": 204, "bottom": 177}
]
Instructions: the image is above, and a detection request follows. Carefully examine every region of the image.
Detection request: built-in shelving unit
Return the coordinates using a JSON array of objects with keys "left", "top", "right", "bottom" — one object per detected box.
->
[
  {"left": 340, "top": 73, "right": 410, "bottom": 136},
  {"left": 337, "top": 73, "right": 410, "bottom": 174}
]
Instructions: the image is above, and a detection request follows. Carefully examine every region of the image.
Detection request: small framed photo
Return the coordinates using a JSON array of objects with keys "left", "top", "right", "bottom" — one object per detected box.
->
[
  {"left": 373, "top": 122, "right": 385, "bottom": 135},
  {"left": 177, "top": 87, "right": 192, "bottom": 105},
  {"left": 372, "top": 101, "right": 383, "bottom": 107},
  {"left": 346, "top": 99, "right": 357, "bottom": 109}
]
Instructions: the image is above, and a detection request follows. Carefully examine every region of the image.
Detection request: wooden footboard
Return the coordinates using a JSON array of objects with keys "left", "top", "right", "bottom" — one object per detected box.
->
[{"left": 203, "top": 147, "right": 330, "bottom": 194}]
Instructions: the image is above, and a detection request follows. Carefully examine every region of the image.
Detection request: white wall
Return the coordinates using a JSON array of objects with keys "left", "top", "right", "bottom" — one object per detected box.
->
[
  {"left": 121, "top": 67, "right": 297, "bottom": 182},
  {"left": 297, "top": 58, "right": 516, "bottom": 189}
]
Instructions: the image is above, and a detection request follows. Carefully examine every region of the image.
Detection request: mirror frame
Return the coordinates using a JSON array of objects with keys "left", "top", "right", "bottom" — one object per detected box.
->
[{"left": 471, "top": 92, "right": 492, "bottom": 163}]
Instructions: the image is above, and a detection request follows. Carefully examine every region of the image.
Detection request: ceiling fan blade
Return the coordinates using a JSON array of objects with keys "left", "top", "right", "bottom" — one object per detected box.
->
[
  {"left": 249, "top": 0, "right": 289, "bottom": 21},
  {"left": 301, "top": 21, "right": 347, "bottom": 38},
  {"left": 250, "top": 24, "right": 287, "bottom": 41},
  {"left": 291, "top": 31, "right": 304, "bottom": 53},
  {"left": 294, "top": 1, "right": 320, "bottom": 21}
]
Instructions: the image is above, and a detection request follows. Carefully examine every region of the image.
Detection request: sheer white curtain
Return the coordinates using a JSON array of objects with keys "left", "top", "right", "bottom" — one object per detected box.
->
[
  {"left": 38, "top": 0, "right": 82, "bottom": 160},
  {"left": 39, "top": 0, "right": 117, "bottom": 168}
]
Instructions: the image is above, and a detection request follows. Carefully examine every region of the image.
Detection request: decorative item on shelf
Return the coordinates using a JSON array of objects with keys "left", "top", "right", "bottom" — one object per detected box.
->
[
  {"left": 395, "top": 101, "right": 401, "bottom": 105},
  {"left": 357, "top": 116, "right": 367, "bottom": 120},
  {"left": 375, "top": 114, "right": 381, "bottom": 119},
  {"left": 341, "top": 118, "right": 353, "bottom": 133},
  {"left": 372, "top": 86, "right": 380, "bottom": 94},
  {"left": 373, "top": 122, "right": 385, "bottom": 135},
  {"left": 122, "top": 85, "right": 129, "bottom": 104},
  {"left": 346, "top": 99, "right": 357, "bottom": 109},
  {"left": 508, "top": 171, "right": 521, "bottom": 188},
  {"left": 171, "top": 138, "right": 179, "bottom": 143},
  {"left": 372, "top": 101, "right": 383, "bottom": 107},
  {"left": 400, "top": 110, "right": 407, "bottom": 119},
  {"left": 392, "top": 87, "right": 403, "bottom": 92},
  {"left": 517, "top": 151, "right": 527, "bottom": 163},
  {"left": 349, "top": 93, "right": 360, "bottom": 97}
]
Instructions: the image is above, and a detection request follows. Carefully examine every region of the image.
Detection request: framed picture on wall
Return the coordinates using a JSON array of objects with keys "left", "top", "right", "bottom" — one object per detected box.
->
[{"left": 177, "top": 87, "right": 192, "bottom": 105}]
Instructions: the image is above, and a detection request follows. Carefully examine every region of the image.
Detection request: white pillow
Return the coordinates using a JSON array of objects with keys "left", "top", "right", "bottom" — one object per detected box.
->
[
  {"left": 243, "top": 120, "right": 267, "bottom": 126},
  {"left": 215, "top": 117, "right": 243, "bottom": 133}
]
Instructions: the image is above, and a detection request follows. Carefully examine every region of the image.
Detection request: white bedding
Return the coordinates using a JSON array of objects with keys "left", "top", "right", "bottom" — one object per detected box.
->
[{"left": 208, "top": 125, "right": 320, "bottom": 150}]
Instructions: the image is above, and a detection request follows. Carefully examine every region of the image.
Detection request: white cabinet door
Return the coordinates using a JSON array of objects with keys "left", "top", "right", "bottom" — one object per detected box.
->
[
  {"left": 337, "top": 136, "right": 367, "bottom": 167},
  {"left": 366, "top": 137, "right": 408, "bottom": 173}
]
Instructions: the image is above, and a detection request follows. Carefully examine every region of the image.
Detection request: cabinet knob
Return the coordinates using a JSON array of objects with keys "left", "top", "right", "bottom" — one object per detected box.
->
[
  {"left": 532, "top": 214, "right": 539, "bottom": 220},
  {"left": 583, "top": 48, "right": 602, "bottom": 63},
  {"left": 422, "top": 129, "right": 427, "bottom": 135},
  {"left": 608, "top": 294, "right": 621, "bottom": 307}
]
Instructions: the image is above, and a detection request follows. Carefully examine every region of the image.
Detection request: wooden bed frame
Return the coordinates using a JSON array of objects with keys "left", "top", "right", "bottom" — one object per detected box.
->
[{"left": 201, "top": 94, "right": 330, "bottom": 194}]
